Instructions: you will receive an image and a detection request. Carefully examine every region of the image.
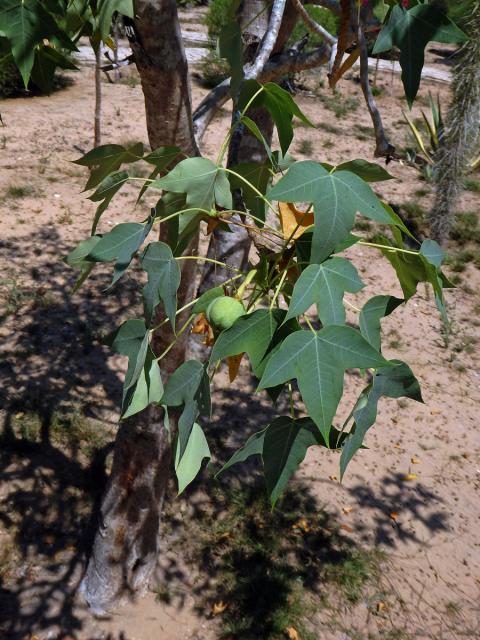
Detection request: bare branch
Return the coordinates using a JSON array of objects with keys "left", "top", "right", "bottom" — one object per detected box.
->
[
  {"left": 305, "top": 0, "right": 341, "bottom": 15},
  {"left": 358, "top": 15, "right": 394, "bottom": 159},
  {"left": 245, "top": 0, "right": 288, "bottom": 79},
  {"left": 291, "top": 0, "right": 337, "bottom": 45},
  {"left": 193, "top": 44, "right": 331, "bottom": 141}
]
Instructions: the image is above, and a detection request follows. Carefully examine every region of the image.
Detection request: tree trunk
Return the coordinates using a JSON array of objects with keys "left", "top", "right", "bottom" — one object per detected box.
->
[
  {"left": 81, "top": 0, "right": 199, "bottom": 614},
  {"left": 94, "top": 46, "right": 102, "bottom": 147},
  {"left": 199, "top": 0, "right": 297, "bottom": 294}
]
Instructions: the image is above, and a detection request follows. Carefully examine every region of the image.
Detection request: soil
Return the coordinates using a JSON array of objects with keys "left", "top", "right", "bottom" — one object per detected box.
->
[{"left": 0, "top": 12, "right": 479, "bottom": 640}]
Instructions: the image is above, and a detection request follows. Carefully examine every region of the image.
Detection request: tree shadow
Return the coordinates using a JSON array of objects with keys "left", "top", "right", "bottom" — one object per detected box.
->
[
  {"left": 0, "top": 229, "right": 453, "bottom": 639},
  {"left": 0, "top": 227, "right": 139, "bottom": 639}
]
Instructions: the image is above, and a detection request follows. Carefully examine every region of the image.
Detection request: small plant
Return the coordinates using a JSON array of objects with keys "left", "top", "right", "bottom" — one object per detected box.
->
[
  {"left": 200, "top": 48, "right": 230, "bottom": 88},
  {"left": 297, "top": 139, "right": 314, "bottom": 155},
  {"left": 319, "top": 92, "right": 360, "bottom": 119},
  {"left": 5, "top": 184, "right": 36, "bottom": 198}
]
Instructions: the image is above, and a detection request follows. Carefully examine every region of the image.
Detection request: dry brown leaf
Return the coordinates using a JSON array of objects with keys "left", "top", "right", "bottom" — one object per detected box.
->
[
  {"left": 227, "top": 353, "right": 244, "bottom": 383},
  {"left": 285, "top": 626, "right": 299, "bottom": 640},
  {"left": 410, "top": 456, "right": 421, "bottom": 464},
  {"left": 403, "top": 473, "right": 417, "bottom": 481},
  {"left": 329, "top": 474, "right": 338, "bottom": 482},
  {"left": 430, "top": 409, "right": 441, "bottom": 415},
  {"left": 292, "top": 517, "right": 311, "bottom": 533},
  {"left": 206, "top": 217, "right": 220, "bottom": 235},
  {"left": 376, "top": 601, "right": 387, "bottom": 613},
  {"left": 389, "top": 511, "right": 399, "bottom": 522},
  {"left": 191, "top": 313, "right": 215, "bottom": 346},
  {"left": 278, "top": 202, "right": 314, "bottom": 240},
  {"left": 342, "top": 506, "right": 353, "bottom": 515},
  {"left": 340, "top": 523, "right": 354, "bottom": 533},
  {"left": 212, "top": 601, "right": 228, "bottom": 616}
]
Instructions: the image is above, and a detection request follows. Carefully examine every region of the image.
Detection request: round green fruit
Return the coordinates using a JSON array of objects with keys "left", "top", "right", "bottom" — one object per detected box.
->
[{"left": 206, "top": 296, "right": 245, "bottom": 331}]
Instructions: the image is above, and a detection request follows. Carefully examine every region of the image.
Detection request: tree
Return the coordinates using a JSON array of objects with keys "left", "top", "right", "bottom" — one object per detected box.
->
[
  {"left": 429, "top": 0, "right": 480, "bottom": 243},
  {"left": 3, "top": 0, "right": 465, "bottom": 614}
]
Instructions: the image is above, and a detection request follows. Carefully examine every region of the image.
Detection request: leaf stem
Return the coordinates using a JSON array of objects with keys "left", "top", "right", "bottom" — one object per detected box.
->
[
  {"left": 358, "top": 241, "right": 419, "bottom": 256},
  {"left": 304, "top": 315, "right": 317, "bottom": 333},
  {"left": 155, "top": 315, "right": 194, "bottom": 362},
  {"left": 269, "top": 268, "right": 287, "bottom": 310},
  {"left": 224, "top": 167, "right": 277, "bottom": 214},
  {"left": 175, "top": 255, "right": 243, "bottom": 272},
  {"left": 288, "top": 382, "right": 295, "bottom": 419}
]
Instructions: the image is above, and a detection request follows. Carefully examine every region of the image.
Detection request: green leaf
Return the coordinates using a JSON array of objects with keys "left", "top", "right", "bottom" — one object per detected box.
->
[
  {"left": 258, "top": 326, "right": 388, "bottom": 441},
  {"left": 263, "top": 417, "right": 343, "bottom": 505},
  {"left": 87, "top": 221, "right": 152, "bottom": 284},
  {"left": 175, "top": 422, "right": 211, "bottom": 494},
  {"left": 210, "top": 308, "right": 286, "bottom": 376},
  {"left": 162, "top": 360, "right": 211, "bottom": 459},
  {"left": 240, "top": 116, "right": 274, "bottom": 165},
  {"left": 359, "top": 295, "right": 403, "bottom": 351},
  {"left": 373, "top": 4, "right": 466, "bottom": 105},
  {"left": 286, "top": 257, "right": 364, "bottom": 325},
  {"left": 228, "top": 161, "right": 271, "bottom": 224},
  {"left": 153, "top": 157, "right": 232, "bottom": 212},
  {"left": 89, "top": 170, "right": 129, "bottom": 234},
  {"left": 136, "top": 146, "right": 181, "bottom": 203},
  {"left": 122, "top": 348, "right": 163, "bottom": 419},
  {"left": 97, "top": 0, "right": 134, "bottom": 41},
  {"left": 340, "top": 361, "right": 423, "bottom": 478},
  {"left": 268, "top": 161, "right": 389, "bottom": 263},
  {"left": 65, "top": 235, "right": 100, "bottom": 291},
  {"left": 141, "top": 241, "right": 180, "bottom": 327},
  {"left": 216, "top": 428, "right": 267, "bottom": 477},
  {"left": 238, "top": 81, "right": 314, "bottom": 155},
  {"left": 329, "top": 159, "right": 395, "bottom": 182},
  {"left": 1, "top": 0, "right": 76, "bottom": 86},
  {"left": 192, "top": 287, "right": 224, "bottom": 314},
  {"left": 74, "top": 143, "right": 144, "bottom": 190},
  {"left": 219, "top": 20, "right": 243, "bottom": 99},
  {"left": 420, "top": 238, "right": 444, "bottom": 268},
  {"left": 108, "top": 319, "right": 149, "bottom": 402}
]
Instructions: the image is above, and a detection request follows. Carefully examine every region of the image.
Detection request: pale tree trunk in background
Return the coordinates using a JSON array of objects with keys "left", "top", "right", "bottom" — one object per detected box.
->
[
  {"left": 199, "top": 0, "right": 297, "bottom": 293},
  {"left": 81, "top": 0, "right": 199, "bottom": 614},
  {"left": 94, "top": 47, "right": 102, "bottom": 147},
  {"left": 430, "top": 1, "right": 480, "bottom": 244}
]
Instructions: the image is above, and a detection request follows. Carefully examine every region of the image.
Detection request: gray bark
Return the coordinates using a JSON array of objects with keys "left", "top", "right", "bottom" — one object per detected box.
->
[
  {"left": 81, "top": 0, "right": 199, "bottom": 614},
  {"left": 94, "top": 46, "right": 102, "bottom": 147}
]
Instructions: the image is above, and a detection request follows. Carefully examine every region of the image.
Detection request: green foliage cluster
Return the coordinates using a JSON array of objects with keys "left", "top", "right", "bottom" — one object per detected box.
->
[{"left": 65, "top": 76, "right": 453, "bottom": 503}]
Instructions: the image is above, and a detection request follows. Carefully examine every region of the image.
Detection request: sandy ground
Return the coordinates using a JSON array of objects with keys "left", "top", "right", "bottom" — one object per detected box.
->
[{"left": 0, "top": 20, "right": 479, "bottom": 640}]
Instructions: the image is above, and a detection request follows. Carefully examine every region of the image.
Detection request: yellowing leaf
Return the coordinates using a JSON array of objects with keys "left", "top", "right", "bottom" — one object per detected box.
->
[
  {"left": 191, "top": 313, "right": 215, "bottom": 346},
  {"left": 227, "top": 353, "right": 244, "bottom": 383},
  {"left": 342, "top": 506, "right": 353, "bottom": 515},
  {"left": 403, "top": 473, "right": 417, "bottom": 481},
  {"left": 389, "top": 511, "right": 399, "bottom": 522},
  {"left": 285, "top": 626, "right": 299, "bottom": 640},
  {"left": 212, "top": 601, "right": 228, "bottom": 616},
  {"left": 278, "top": 202, "right": 314, "bottom": 240},
  {"left": 410, "top": 456, "right": 421, "bottom": 464},
  {"left": 329, "top": 47, "right": 360, "bottom": 89}
]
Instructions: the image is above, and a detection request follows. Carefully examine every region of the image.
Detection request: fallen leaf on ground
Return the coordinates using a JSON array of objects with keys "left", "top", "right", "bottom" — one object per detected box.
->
[
  {"left": 329, "top": 475, "right": 338, "bottom": 481},
  {"left": 285, "top": 626, "right": 299, "bottom": 640},
  {"left": 342, "top": 506, "right": 353, "bottom": 515},
  {"left": 411, "top": 456, "right": 421, "bottom": 464},
  {"left": 212, "top": 601, "right": 228, "bottom": 616},
  {"left": 340, "top": 523, "right": 354, "bottom": 533},
  {"left": 292, "top": 517, "right": 311, "bottom": 533},
  {"left": 389, "top": 511, "right": 399, "bottom": 522},
  {"left": 403, "top": 473, "right": 417, "bottom": 481}
]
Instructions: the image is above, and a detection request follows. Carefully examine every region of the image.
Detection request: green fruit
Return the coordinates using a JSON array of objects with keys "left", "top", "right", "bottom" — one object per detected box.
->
[{"left": 206, "top": 296, "right": 245, "bottom": 331}]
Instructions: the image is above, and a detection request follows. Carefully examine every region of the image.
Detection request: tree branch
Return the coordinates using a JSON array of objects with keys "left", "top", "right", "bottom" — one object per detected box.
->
[
  {"left": 358, "top": 14, "right": 394, "bottom": 159},
  {"left": 291, "top": 0, "right": 337, "bottom": 46},
  {"left": 193, "top": 44, "right": 331, "bottom": 141},
  {"left": 245, "top": 0, "right": 288, "bottom": 80}
]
